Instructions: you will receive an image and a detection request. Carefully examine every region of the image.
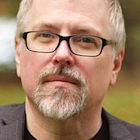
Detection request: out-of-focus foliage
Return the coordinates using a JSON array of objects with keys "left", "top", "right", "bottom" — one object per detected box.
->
[
  {"left": 119, "top": 1, "right": 140, "bottom": 72},
  {"left": 0, "top": 0, "right": 20, "bottom": 16},
  {"left": 8, "top": 0, "right": 21, "bottom": 16}
]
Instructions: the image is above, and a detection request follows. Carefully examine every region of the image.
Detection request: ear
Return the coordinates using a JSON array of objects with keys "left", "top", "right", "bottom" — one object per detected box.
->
[
  {"left": 110, "top": 50, "right": 124, "bottom": 86},
  {"left": 15, "top": 37, "right": 21, "bottom": 78}
]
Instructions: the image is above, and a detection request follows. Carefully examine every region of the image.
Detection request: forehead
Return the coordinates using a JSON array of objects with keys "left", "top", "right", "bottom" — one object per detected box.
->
[
  {"left": 27, "top": 0, "right": 110, "bottom": 37},
  {"left": 31, "top": 0, "right": 108, "bottom": 14}
]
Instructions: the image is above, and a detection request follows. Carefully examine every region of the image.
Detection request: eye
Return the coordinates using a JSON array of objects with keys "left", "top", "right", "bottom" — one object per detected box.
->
[
  {"left": 82, "top": 38, "right": 94, "bottom": 43},
  {"left": 38, "top": 33, "right": 52, "bottom": 38},
  {"left": 75, "top": 36, "right": 96, "bottom": 44},
  {"left": 32, "top": 32, "right": 56, "bottom": 44}
]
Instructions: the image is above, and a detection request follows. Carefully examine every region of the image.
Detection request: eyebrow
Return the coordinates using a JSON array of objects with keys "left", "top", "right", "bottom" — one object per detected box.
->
[
  {"left": 32, "top": 22, "right": 102, "bottom": 37},
  {"left": 73, "top": 26, "right": 102, "bottom": 37},
  {"left": 32, "top": 22, "right": 59, "bottom": 32}
]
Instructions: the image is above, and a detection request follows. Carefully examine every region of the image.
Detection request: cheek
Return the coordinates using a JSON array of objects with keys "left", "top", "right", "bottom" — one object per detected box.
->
[
  {"left": 19, "top": 50, "right": 52, "bottom": 98},
  {"left": 82, "top": 56, "right": 113, "bottom": 106},
  {"left": 20, "top": 54, "right": 39, "bottom": 98}
]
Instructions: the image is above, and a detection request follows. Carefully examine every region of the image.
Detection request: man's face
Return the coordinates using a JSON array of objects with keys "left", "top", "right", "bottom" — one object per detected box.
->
[{"left": 15, "top": 0, "right": 123, "bottom": 119}]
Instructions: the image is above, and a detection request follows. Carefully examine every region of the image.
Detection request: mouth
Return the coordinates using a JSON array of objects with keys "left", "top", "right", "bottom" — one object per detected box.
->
[{"left": 43, "top": 75, "right": 78, "bottom": 88}]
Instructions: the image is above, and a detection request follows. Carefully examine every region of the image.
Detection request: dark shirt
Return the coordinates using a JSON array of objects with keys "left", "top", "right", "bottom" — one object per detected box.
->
[
  {"left": 24, "top": 112, "right": 109, "bottom": 140},
  {"left": 24, "top": 128, "right": 36, "bottom": 140},
  {"left": 91, "top": 112, "right": 109, "bottom": 140}
]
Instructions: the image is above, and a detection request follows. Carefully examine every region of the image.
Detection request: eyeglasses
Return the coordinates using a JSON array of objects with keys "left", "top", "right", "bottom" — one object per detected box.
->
[{"left": 20, "top": 31, "right": 116, "bottom": 57}]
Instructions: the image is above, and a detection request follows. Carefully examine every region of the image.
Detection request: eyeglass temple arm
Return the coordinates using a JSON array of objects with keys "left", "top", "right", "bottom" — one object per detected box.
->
[
  {"left": 19, "top": 33, "right": 23, "bottom": 38},
  {"left": 19, "top": 33, "right": 27, "bottom": 40},
  {"left": 106, "top": 40, "right": 116, "bottom": 45}
]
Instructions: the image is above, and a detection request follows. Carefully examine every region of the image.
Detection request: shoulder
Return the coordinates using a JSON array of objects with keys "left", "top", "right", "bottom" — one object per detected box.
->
[
  {"left": 0, "top": 103, "right": 25, "bottom": 124},
  {"left": 124, "top": 122, "right": 140, "bottom": 138},
  {"left": 0, "top": 103, "right": 24, "bottom": 114},
  {"left": 104, "top": 109, "right": 140, "bottom": 139}
]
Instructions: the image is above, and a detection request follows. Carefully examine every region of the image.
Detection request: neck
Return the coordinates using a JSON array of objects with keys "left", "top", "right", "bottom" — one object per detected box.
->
[{"left": 25, "top": 97, "right": 103, "bottom": 140}]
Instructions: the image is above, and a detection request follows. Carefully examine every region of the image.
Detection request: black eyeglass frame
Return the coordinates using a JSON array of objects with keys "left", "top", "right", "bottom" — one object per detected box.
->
[{"left": 20, "top": 31, "right": 116, "bottom": 57}]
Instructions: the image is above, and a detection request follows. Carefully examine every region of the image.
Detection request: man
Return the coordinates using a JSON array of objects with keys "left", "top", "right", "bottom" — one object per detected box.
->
[{"left": 0, "top": 0, "right": 140, "bottom": 139}]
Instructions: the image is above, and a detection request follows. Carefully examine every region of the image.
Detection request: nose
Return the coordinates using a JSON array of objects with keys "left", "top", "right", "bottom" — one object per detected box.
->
[{"left": 52, "top": 40, "right": 75, "bottom": 66}]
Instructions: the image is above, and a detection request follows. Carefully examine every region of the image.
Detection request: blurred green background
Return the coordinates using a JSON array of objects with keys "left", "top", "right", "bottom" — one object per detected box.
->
[{"left": 0, "top": 0, "right": 140, "bottom": 125}]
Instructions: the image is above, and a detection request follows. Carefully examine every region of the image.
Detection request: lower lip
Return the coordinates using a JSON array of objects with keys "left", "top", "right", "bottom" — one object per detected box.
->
[{"left": 45, "top": 81, "right": 76, "bottom": 88}]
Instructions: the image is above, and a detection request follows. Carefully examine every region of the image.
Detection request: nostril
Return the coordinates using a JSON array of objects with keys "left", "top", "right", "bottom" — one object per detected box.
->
[
  {"left": 55, "top": 59, "right": 59, "bottom": 64},
  {"left": 53, "top": 57, "right": 71, "bottom": 66},
  {"left": 66, "top": 61, "right": 70, "bottom": 65}
]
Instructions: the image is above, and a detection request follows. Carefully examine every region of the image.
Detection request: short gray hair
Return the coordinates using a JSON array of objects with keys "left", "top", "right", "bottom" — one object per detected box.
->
[
  {"left": 108, "top": 0, "right": 126, "bottom": 53},
  {"left": 16, "top": 0, "right": 33, "bottom": 37},
  {"left": 16, "top": 0, "right": 126, "bottom": 53}
]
